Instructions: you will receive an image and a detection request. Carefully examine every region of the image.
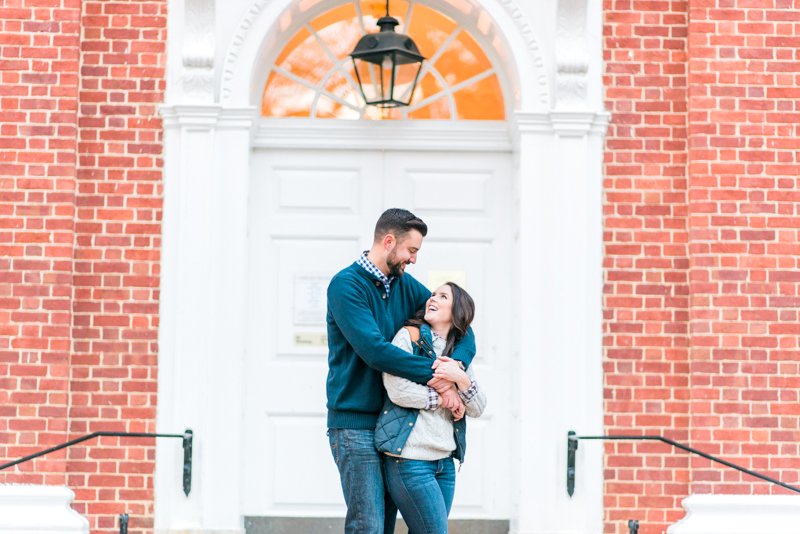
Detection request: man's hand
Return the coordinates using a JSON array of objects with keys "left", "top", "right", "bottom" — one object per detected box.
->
[{"left": 427, "top": 375, "right": 454, "bottom": 393}]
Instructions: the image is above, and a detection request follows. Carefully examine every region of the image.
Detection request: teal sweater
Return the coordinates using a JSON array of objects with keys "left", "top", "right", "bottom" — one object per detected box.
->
[{"left": 326, "top": 262, "right": 476, "bottom": 429}]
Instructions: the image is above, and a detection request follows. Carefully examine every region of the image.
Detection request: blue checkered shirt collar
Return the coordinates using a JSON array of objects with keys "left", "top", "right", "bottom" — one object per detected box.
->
[{"left": 356, "top": 251, "right": 394, "bottom": 295}]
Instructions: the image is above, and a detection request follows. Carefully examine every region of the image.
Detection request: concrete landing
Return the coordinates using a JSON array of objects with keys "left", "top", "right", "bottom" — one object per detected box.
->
[{"left": 244, "top": 517, "right": 509, "bottom": 534}]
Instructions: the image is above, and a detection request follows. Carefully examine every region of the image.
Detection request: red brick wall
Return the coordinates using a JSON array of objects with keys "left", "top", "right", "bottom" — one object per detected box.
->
[
  {"left": 0, "top": 0, "right": 81, "bottom": 488},
  {"left": 1, "top": 1, "right": 166, "bottom": 533},
  {"left": 603, "top": 0, "right": 800, "bottom": 533}
]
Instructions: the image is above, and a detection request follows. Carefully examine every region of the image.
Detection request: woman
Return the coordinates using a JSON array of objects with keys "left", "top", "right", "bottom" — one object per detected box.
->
[{"left": 374, "top": 282, "right": 486, "bottom": 534}]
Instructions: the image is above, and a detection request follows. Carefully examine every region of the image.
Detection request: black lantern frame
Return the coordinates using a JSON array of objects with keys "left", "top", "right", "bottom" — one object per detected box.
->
[{"left": 349, "top": 13, "right": 425, "bottom": 108}]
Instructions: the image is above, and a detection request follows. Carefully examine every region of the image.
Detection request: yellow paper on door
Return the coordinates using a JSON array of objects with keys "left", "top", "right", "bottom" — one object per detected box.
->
[{"left": 427, "top": 270, "right": 467, "bottom": 291}]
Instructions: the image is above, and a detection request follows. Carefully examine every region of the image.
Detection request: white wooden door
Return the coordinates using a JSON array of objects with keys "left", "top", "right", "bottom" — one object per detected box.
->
[{"left": 242, "top": 148, "right": 512, "bottom": 521}]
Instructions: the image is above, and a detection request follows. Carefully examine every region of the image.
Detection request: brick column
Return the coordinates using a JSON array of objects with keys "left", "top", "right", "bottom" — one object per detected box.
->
[
  {"left": 685, "top": 0, "right": 800, "bottom": 496},
  {"left": 602, "top": 0, "right": 691, "bottom": 531},
  {"left": 69, "top": 1, "right": 167, "bottom": 532}
]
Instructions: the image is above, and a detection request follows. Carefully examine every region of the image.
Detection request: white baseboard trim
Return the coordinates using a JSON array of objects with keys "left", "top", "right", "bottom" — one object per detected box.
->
[
  {"left": 668, "top": 494, "right": 800, "bottom": 534},
  {"left": 0, "top": 484, "right": 88, "bottom": 533}
]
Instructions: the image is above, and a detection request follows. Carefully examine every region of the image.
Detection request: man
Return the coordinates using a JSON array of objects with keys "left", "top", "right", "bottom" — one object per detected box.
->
[{"left": 326, "top": 208, "right": 476, "bottom": 534}]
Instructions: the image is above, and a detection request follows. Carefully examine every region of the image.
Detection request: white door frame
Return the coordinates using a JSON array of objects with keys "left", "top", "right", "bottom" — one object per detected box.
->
[{"left": 157, "top": 0, "right": 609, "bottom": 532}]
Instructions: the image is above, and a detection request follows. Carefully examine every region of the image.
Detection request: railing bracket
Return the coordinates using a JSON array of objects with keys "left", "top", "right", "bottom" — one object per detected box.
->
[
  {"left": 567, "top": 430, "right": 578, "bottom": 497},
  {"left": 183, "top": 429, "right": 193, "bottom": 496},
  {"left": 119, "top": 513, "right": 129, "bottom": 534}
]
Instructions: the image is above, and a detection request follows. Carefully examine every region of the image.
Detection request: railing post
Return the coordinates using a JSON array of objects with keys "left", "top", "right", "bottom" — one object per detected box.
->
[{"left": 119, "top": 513, "right": 129, "bottom": 534}]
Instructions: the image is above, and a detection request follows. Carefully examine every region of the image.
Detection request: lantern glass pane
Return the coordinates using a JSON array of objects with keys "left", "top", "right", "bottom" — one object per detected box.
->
[
  {"left": 392, "top": 62, "right": 421, "bottom": 105},
  {"left": 353, "top": 59, "right": 381, "bottom": 103},
  {"left": 378, "top": 54, "right": 395, "bottom": 103}
]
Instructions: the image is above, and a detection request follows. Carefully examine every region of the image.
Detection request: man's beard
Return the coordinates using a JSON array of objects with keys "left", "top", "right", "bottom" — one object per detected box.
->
[{"left": 386, "top": 249, "right": 407, "bottom": 278}]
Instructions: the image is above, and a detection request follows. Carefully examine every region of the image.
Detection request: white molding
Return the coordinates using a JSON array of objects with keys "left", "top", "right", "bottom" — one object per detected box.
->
[
  {"left": 181, "top": 0, "right": 215, "bottom": 103},
  {"left": 0, "top": 485, "right": 89, "bottom": 533},
  {"left": 219, "top": 0, "right": 550, "bottom": 109},
  {"left": 254, "top": 118, "right": 513, "bottom": 152},
  {"left": 510, "top": 111, "right": 610, "bottom": 145},
  {"left": 161, "top": 105, "right": 222, "bottom": 129},
  {"left": 668, "top": 495, "right": 800, "bottom": 534}
]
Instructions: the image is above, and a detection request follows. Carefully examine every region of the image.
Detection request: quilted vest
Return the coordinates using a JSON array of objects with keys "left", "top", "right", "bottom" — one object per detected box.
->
[{"left": 374, "top": 324, "right": 468, "bottom": 462}]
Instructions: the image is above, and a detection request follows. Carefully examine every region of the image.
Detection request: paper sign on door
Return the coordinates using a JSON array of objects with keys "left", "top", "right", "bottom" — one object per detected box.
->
[
  {"left": 427, "top": 270, "right": 467, "bottom": 291},
  {"left": 294, "top": 273, "right": 330, "bottom": 325}
]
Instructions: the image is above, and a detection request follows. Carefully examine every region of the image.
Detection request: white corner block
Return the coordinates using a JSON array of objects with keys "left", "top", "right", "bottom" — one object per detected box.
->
[
  {"left": 668, "top": 494, "right": 800, "bottom": 534},
  {"left": 0, "top": 485, "right": 89, "bottom": 534}
]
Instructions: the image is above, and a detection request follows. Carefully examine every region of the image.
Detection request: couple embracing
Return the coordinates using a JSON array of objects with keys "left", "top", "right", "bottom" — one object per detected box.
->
[{"left": 326, "top": 208, "right": 487, "bottom": 534}]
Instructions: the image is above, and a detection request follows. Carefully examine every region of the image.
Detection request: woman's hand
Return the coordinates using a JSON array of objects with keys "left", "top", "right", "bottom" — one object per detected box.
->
[
  {"left": 432, "top": 356, "right": 471, "bottom": 392},
  {"left": 439, "top": 387, "right": 465, "bottom": 421}
]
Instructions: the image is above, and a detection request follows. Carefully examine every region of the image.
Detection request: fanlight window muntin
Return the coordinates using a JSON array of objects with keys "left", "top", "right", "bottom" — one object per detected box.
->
[{"left": 261, "top": 0, "right": 507, "bottom": 120}]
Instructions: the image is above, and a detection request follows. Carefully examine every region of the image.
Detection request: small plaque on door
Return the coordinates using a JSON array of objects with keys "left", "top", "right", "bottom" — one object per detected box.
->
[
  {"left": 427, "top": 270, "right": 467, "bottom": 291},
  {"left": 294, "top": 333, "right": 328, "bottom": 346}
]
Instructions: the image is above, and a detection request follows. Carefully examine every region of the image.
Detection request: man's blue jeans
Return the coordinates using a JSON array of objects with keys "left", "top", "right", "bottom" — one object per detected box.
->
[
  {"left": 328, "top": 428, "right": 397, "bottom": 534},
  {"left": 384, "top": 456, "right": 456, "bottom": 534}
]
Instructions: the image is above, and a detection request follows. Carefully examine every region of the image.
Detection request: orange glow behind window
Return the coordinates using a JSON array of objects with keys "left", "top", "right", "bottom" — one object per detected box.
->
[{"left": 262, "top": 2, "right": 504, "bottom": 120}]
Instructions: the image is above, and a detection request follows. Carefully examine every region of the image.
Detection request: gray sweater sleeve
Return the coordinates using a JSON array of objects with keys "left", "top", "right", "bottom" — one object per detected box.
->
[
  {"left": 383, "top": 329, "right": 431, "bottom": 410},
  {"left": 462, "top": 365, "right": 487, "bottom": 418}
]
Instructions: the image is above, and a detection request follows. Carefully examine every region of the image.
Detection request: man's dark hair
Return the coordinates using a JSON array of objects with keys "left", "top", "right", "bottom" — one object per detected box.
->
[{"left": 373, "top": 208, "right": 428, "bottom": 243}]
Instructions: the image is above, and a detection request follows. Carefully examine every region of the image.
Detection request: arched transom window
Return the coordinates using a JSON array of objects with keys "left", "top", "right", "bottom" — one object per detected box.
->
[{"left": 262, "top": 1, "right": 505, "bottom": 120}]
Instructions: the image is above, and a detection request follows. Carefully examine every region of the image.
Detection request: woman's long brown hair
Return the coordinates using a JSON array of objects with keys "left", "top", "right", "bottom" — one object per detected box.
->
[{"left": 404, "top": 282, "right": 476, "bottom": 357}]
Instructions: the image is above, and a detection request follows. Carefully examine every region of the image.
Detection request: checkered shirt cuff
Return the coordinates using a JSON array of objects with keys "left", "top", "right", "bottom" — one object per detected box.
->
[
  {"left": 458, "top": 380, "right": 479, "bottom": 404},
  {"left": 426, "top": 387, "right": 440, "bottom": 410}
]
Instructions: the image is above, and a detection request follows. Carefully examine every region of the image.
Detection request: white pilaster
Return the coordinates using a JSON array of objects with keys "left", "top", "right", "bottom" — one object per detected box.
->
[
  {"left": 156, "top": 105, "right": 257, "bottom": 534},
  {"left": 510, "top": 110, "right": 609, "bottom": 534}
]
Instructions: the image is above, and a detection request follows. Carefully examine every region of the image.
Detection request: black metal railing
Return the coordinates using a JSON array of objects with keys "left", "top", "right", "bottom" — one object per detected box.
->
[
  {"left": 0, "top": 429, "right": 193, "bottom": 496},
  {"left": 567, "top": 430, "right": 800, "bottom": 497}
]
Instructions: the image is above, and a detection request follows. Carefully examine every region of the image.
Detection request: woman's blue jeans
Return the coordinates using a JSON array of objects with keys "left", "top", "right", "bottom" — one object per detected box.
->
[{"left": 384, "top": 455, "right": 456, "bottom": 534}]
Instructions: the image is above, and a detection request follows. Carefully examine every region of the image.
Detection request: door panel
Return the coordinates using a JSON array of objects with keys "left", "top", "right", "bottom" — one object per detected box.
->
[
  {"left": 244, "top": 150, "right": 383, "bottom": 512},
  {"left": 385, "top": 152, "right": 513, "bottom": 517},
  {"left": 243, "top": 148, "right": 512, "bottom": 519}
]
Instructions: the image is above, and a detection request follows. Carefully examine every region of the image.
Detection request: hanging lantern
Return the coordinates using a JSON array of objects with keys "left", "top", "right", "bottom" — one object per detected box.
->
[{"left": 349, "top": 7, "right": 425, "bottom": 108}]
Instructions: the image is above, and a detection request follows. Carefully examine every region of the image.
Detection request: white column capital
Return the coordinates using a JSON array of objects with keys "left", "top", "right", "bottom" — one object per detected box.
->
[
  {"left": 160, "top": 104, "right": 223, "bottom": 129},
  {"left": 510, "top": 110, "right": 610, "bottom": 150}
]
